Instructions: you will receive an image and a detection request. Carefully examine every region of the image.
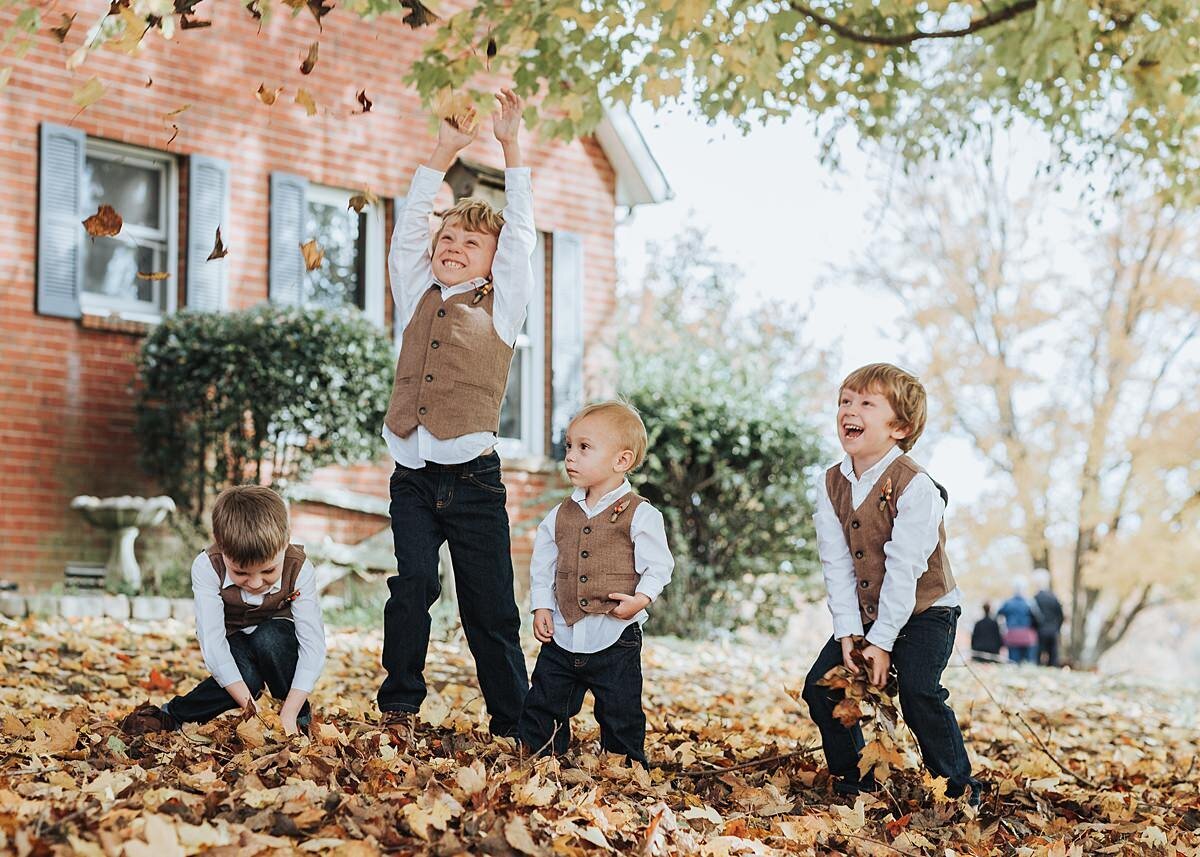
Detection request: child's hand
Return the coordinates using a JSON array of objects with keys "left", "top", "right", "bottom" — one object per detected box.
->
[
  {"left": 438, "top": 108, "right": 478, "bottom": 152},
  {"left": 492, "top": 87, "right": 523, "bottom": 145},
  {"left": 861, "top": 644, "right": 891, "bottom": 688},
  {"left": 608, "top": 592, "right": 650, "bottom": 620},
  {"left": 839, "top": 636, "right": 861, "bottom": 675},
  {"left": 280, "top": 710, "right": 299, "bottom": 736},
  {"left": 533, "top": 608, "right": 555, "bottom": 643}
]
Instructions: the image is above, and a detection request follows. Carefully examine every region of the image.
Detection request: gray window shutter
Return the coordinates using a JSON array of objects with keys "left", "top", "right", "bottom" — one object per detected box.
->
[
  {"left": 551, "top": 230, "right": 584, "bottom": 456},
  {"left": 187, "top": 154, "right": 230, "bottom": 312},
  {"left": 269, "top": 172, "right": 308, "bottom": 306},
  {"left": 37, "top": 122, "right": 85, "bottom": 319}
]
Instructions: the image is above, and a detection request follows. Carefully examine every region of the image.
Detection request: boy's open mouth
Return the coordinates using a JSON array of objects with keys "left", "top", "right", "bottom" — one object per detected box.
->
[
  {"left": 441, "top": 259, "right": 465, "bottom": 270},
  {"left": 843, "top": 423, "right": 864, "bottom": 439}
]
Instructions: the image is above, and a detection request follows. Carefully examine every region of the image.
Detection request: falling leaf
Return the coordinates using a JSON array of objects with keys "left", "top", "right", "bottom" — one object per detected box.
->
[
  {"left": 179, "top": 14, "right": 210, "bottom": 28},
  {"left": 295, "top": 88, "right": 317, "bottom": 116},
  {"left": 0, "top": 68, "right": 11, "bottom": 90},
  {"left": 347, "top": 189, "right": 379, "bottom": 212},
  {"left": 355, "top": 89, "right": 372, "bottom": 113},
  {"left": 300, "top": 41, "right": 318, "bottom": 74},
  {"left": 207, "top": 227, "right": 228, "bottom": 261},
  {"left": 72, "top": 77, "right": 106, "bottom": 109},
  {"left": 50, "top": 13, "right": 76, "bottom": 43},
  {"left": 82, "top": 204, "right": 122, "bottom": 238},
  {"left": 300, "top": 240, "right": 323, "bottom": 271},
  {"left": 400, "top": 0, "right": 438, "bottom": 27},
  {"left": 136, "top": 271, "right": 170, "bottom": 281},
  {"left": 432, "top": 88, "right": 472, "bottom": 123},
  {"left": 306, "top": 0, "right": 333, "bottom": 27},
  {"left": 163, "top": 104, "right": 191, "bottom": 119},
  {"left": 256, "top": 83, "right": 282, "bottom": 105}
]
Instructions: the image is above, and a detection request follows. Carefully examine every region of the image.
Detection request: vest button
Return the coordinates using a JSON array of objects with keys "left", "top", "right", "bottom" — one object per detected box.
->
[
  {"left": 579, "top": 598, "right": 588, "bottom": 607},
  {"left": 425, "top": 374, "right": 433, "bottom": 382},
  {"left": 431, "top": 340, "right": 440, "bottom": 348},
  {"left": 860, "top": 579, "right": 870, "bottom": 588},
  {"left": 854, "top": 550, "right": 864, "bottom": 559},
  {"left": 437, "top": 309, "right": 446, "bottom": 317},
  {"left": 851, "top": 520, "right": 860, "bottom": 529},
  {"left": 582, "top": 526, "right": 591, "bottom": 534},
  {"left": 581, "top": 550, "right": 589, "bottom": 558},
  {"left": 579, "top": 575, "right": 588, "bottom": 583},
  {"left": 865, "top": 604, "right": 875, "bottom": 614},
  {"left": 418, "top": 407, "right": 427, "bottom": 415}
]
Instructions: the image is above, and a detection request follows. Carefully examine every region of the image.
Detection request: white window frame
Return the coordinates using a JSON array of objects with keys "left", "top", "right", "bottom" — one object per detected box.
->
[
  {"left": 79, "top": 139, "right": 178, "bottom": 323},
  {"left": 496, "top": 231, "right": 547, "bottom": 460},
  {"left": 305, "top": 183, "right": 385, "bottom": 327}
]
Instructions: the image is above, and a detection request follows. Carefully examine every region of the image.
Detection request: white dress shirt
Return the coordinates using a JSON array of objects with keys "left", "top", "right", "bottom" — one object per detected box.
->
[
  {"left": 381, "top": 164, "right": 537, "bottom": 468},
  {"left": 814, "top": 444, "right": 961, "bottom": 652},
  {"left": 529, "top": 481, "right": 675, "bottom": 654},
  {"left": 190, "top": 551, "right": 327, "bottom": 693}
]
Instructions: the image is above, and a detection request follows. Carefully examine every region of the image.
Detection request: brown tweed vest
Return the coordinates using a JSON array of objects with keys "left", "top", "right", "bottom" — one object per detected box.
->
[
  {"left": 207, "top": 544, "right": 306, "bottom": 636},
  {"left": 554, "top": 492, "right": 646, "bottom": 626},
  {"left": 384, "top": 285, "right": 515, "bottom": 440},
  {"left": 825, "top": 455, "right": 955, "bottom": 627}
]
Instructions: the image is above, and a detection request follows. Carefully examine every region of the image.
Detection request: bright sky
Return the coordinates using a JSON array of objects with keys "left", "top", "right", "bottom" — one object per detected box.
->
[{"left": 614, "top": 105, "right": 991, "bottom": 507}]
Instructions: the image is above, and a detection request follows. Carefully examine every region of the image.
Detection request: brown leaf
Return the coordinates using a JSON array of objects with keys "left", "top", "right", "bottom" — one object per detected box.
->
[
  {"left": 82, "top": 204, "right": 122, "bottom": 238},
  {"left": 50, "top": 13, "right": 76, "bottom": 43},
  {"left": 400, "top": 0, "right": 438, "bottom": 28},
  {"left": 207, "top": 227, "right": 228, "bottom": 261},
  {"left": 179, "top": 14, "right": 211, "bottom": 28},
  {"left": 300, "top": 240, "right": 324, "bottom": 271},
  {"left": 831, "top": 697, "right": 863, "bottom": 728},
  {"left": 307, "top": 0, "right": 333, "bottom": 27},
  {"left": 503, "top": 816, "right": 539, "bottom": 856},
  {"left": 256, "top": 83, "right": 282, "bottom": 106},
  {"left": 355, "top": 89, "right": 372, "bottom": 113},
  {"left": 347, "top": 189, "right": 379, "bottom": 212},
  {"left": 139, "top": 668, "right": 175, "bottom": 691},
  {"left": 136, "top": 271, "right": 170, "bottom": 281},
  {"left": 300, "top": 41, "right": 318, "bottom": 75}
]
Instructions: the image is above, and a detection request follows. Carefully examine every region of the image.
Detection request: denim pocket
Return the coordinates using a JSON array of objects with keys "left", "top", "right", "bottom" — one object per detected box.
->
[
  {"left": 615, "top": 624, "right": 642, "bottom": 648},
  {"left": 466, "top": 468, "right": 506, "bottom": 495}
]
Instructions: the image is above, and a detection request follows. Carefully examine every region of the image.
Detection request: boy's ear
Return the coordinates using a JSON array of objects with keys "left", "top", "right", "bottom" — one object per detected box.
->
[
  {"left": 613, "top": 449, "right": 635, "bottom": 474},
  {"left": 889, "top": 420, "right": 911, "bottom": 441}
]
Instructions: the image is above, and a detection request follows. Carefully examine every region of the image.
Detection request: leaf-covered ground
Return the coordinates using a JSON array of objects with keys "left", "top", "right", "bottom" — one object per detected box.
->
[{"left": 1, "top": 617, "right": 1197, "bottom": 856}]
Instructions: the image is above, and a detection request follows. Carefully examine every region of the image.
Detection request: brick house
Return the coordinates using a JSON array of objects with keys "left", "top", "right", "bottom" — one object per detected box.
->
[{"left": 0, "top": 3, "right": 669, "bottom": 589}]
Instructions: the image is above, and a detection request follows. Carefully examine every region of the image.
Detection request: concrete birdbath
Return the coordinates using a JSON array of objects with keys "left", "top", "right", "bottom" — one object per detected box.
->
[{"left": 70, "top": 495, "right": 176, "bottom": 592}]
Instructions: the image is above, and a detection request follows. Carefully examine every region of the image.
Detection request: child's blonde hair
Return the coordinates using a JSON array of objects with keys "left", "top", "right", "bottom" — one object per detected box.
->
[
  {"left": 840, "top": 363, "right": 928, "bottom": 452},
  {"left": 436, "top": 197, "right": 505, "bottom": 241},
  {"left": 211, "top": 485, "right": 290, "bottom": 566},
  {"left": 569, "top": 400, "right": 649, "bottom": 470}
]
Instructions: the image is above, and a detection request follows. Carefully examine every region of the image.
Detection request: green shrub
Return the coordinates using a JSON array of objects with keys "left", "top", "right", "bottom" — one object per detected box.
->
[{"left": 136, "top": 304, "right": 394, "bottom": 520}]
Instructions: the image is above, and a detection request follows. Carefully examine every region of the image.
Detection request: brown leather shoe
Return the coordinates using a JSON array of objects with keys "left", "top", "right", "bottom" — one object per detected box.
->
[{"left": 120, "top": 702, "right": 180, "bottom": 735}]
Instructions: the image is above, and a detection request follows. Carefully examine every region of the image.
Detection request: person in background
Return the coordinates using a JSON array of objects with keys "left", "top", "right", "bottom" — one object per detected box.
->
[
  {"left": 970, "top": 603, "right": 1003, "bottom": 663},
  {"left": 996, "top": 578, "right": 1038, "bottom": 665},
  {"left": 1031, "top": 568, "right": 1065, "bottom": 667}
]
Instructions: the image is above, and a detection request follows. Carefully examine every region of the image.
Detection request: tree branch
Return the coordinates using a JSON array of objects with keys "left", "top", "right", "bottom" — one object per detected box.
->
[{"left": 789, "top": 0, "right": 1037, "bottom": 48}]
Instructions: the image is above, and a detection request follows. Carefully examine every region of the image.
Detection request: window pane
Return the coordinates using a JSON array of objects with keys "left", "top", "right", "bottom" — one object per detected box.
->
[
  {"left": 83, "top": 237, "right": 164, "bottom": 304},
  {"left": 305, "top": 200, "right": 365, "bottom": 309},
  {"left": 84, "top": 156, "right": 161, "bottom": 229},
  {"left": 499, "top": 347, "right": 524, "bottom": 440}
]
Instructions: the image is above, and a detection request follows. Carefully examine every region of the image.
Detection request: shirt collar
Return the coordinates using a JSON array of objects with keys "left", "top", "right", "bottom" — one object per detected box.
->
[
  {"left": 572, "top": 480, "right": 633, "bottom": 516},
  {"left": 221, "top": 573, "right": 283, "bottom": 596},
  {"left": 839, "top": 444, "right": 904, "bottom": 484},
  {"left": 435, "top": 276, "right": 490, "bottom": 295}
]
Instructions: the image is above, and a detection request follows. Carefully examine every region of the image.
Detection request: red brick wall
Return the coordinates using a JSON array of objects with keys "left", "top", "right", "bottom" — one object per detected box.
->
[{"left": 0, "top": 1, "right": 616, "bottom": 588}]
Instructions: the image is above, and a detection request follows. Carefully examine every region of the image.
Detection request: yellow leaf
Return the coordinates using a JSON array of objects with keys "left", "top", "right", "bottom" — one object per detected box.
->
[
  {"left": 295, "top": 88, "right": 318, "bottom": 116},
  {"left": 0, "top": 67, "right": 11, "bottom": 90},
  {"left": 236, "top": 716, "right": 268, "bottom": 748},
  {"left": 512, "top": 774, "right": 556, "bottom": 807},
  {"left": 256, "top": 83, "right": 283, "bottom": 105},
  {"left": 125, "top": 815, "right": 185, "bottom": 857},
  {"left": 455, "top": 760, "right": 487, "bottom": 796},
  {"left": 72, "top": 77, "right": 105, "bottom": 109},
  {"left": 299, "top": 239, "right": 324, "bottom": 272},
  {"left": 503, "top": 815, "right": 539, "bottom": 856}
]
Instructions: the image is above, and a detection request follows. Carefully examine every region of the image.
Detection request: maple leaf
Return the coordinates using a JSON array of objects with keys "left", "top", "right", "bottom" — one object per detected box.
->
[
  {"left": 300, "top": 240, "right": 324, "bottom": 271},
  {"left": 858, "top": 737, "right": 907, "bottom": 782},
  {"left": 300, "top": 41, "right": 318, "bottom": 74},
  {"left": 50, "top": 13, "right": 76, "bottom": 43},
  {"left": 400, "top": 0, "right": 438, "bottom": 28},
  {"left": 347, "top": 189, "right": 379, "bottom": 212},
  {"left": 139, "top": 668, "right": 174, "bottom": 691},
  {"left": 503, "top": 816, "right": 539, "bottom": 856},
  {"left": 207, "top": 227, "right": 228, "bottom": 261},
  {"left": 355, "top": 89, "right": 372, "bottom": 113},
  {"left": 82, "top": 204, "right": 122, "bottom": 238},
  {"left": 72, "top": 77, "right": 106, "bottom": 109},
  {"left": 432, "top": 88, "right": 473, "bottom": 123},
  {"left": 512, "top": 774, "right": 556, "bottom": 807},
  {"left": 295, "top": 88, "right": 318, "bottom": 117},
  {"left": 256, "top": 83, "right": 282, "bottom": 105},
  {"left": 831, "top": 697, "right": 863, "bottom": 728}
]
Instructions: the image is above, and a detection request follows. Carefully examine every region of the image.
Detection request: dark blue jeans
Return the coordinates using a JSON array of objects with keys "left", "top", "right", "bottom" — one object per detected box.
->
[
  {"left": 803, "top": 605, "right": 972, "bottom": 789},
  {"left": 163, "top": 618, "right": 311, "bottom": 726},
  {"left": 379, "top": 453, "right": 528, "bottom": 737},
  {"left": 518, "top": 622, "right": 646, "bottom": 764}
]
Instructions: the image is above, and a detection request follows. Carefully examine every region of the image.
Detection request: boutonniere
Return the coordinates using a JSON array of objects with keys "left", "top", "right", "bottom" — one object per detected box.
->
[
  {"left": 877, "top": 477, "right": 894, "bottom": 512},
  {"left": 610, "top": 498, "right": 632, "bottom": 523},
  {"left": 284, "top": 589, "right": 302, "bottom": 603},
  {"left": 470, "top": 281, "right": 493, "bottom": 306}
]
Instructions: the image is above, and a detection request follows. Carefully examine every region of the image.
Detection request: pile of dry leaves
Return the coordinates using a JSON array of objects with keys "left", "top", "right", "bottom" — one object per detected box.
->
[{"left": 1, "top": 617, "right": 1197, "bottom": 855}]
